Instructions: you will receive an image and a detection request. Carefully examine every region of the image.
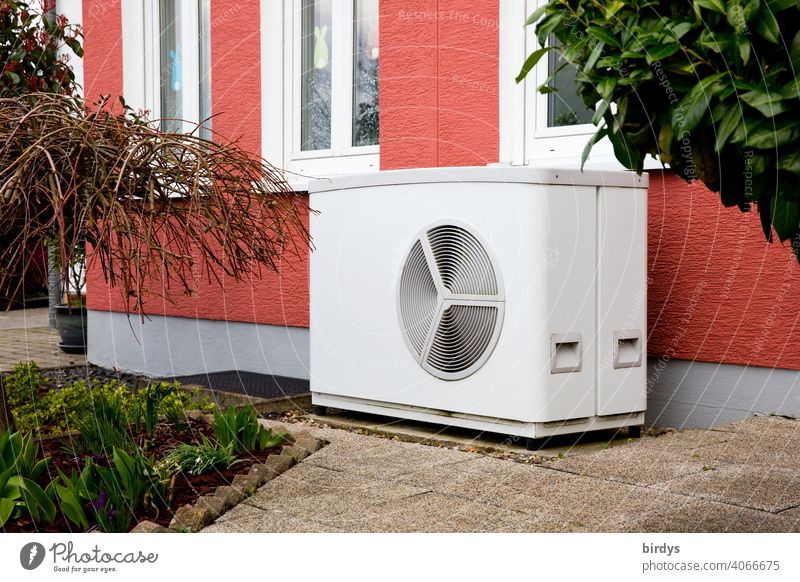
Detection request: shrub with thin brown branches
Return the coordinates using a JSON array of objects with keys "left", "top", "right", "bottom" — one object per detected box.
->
[{"left": 0, "top": 93, "right": 309, "bottom": 313}]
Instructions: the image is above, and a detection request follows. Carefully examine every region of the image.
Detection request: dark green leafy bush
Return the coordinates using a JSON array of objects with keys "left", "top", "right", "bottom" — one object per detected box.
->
[{"left": 520, "top": 0, "right": 800, "bottom": 258}]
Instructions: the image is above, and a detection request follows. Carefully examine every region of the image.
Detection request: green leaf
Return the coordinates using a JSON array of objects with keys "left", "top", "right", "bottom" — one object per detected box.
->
[
  {"left": 524, "top": 5, "right": 547, "bottom": 26},
  {"left": 604, "top": 1, "right": 626, "bottom": 17},
  {"left": 587, "top": 26, "right": 622, "bottom": 48},
  {"left": 772, "top": 194, "right": 800, "bottom": 241},
  {"left": 582, "top": 125, "right": 609, "bottom": 169},
  {"left": 19, "top": 478, "right": 56, "bottom": 524},
  {"left": 583, "top": 41, "right": 605, "bottom": 74},
  {"left": 755, "top": 8, "right": 781, "bottom": 43},
  {"left": 714, "top": 104, "right": 743, "bottom": 152},
  {"left": 694, "top": 0, "right": 727, "bottom": 14},
  {"left": 742, "top": 0, "right": 761, "bottom": 21},
  {"left": 737, "top": 35, "right": 751, "bottom": 65},
  {"left": 777, "top": 149, "right": 800, "bottom": 172},
  {"left": 55, "top": 483, "right": 89, "bottom": 530},
  {"left": 673, "top": 72, "right": 727, "bottom": 134},
  {"left": 597, "top": 76, "right": 618, "bottom": 101},
  {"left": 516, "top": 47, "right": 550, "bottom": 84},
  {"left": 740, "top": 89, "right": 786, "bottom": 116},
  {"left": 536, "top": 13, "right": 565, "bottom": 46},
  {"left": 592, "top": 101, "right": 610, "bottom": 125},
  {"left": 668, "top": 22, "right": 694, "bottom": 40},
  {"left": 0, "top": 498, "right": 15, "bottom": 527},
  {"left": 64, "top": 38, "right": 84, "bottom": 58},
  {"left": 790, "top": 31, "right": 800, "bottom": 71},
  {"left": 746, "top": 120, "right": 800, "bottom": 148},
  {"left": 608, "top": 123, "right": 639, "bottom": 170},
  {"left": 646, "top": 43, "right": 681, "bottom": 63},
  {"left": 766, "top": 0, "right": 798, "bottom": 12}
]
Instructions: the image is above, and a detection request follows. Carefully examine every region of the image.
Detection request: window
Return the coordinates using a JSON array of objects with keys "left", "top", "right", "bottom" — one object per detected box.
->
[
  {"left": 499, "top": 0, "right": 658, "bottom": 169},
  {"left": 134, "top": 0, "right": 211, "bottom": 136},
  {"left": 265, "top": 0, "right": 379, "bottom": 182}
]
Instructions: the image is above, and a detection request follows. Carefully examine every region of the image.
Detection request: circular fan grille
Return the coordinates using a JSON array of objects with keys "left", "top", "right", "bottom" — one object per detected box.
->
[{"left": 398, "top": 223, "right": 504, "bottom": 380}]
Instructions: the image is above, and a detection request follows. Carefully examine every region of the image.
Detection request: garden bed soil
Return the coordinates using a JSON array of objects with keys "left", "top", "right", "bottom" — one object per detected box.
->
[{"left": 2, "top": 418, "right": 287, "bottom": 533}]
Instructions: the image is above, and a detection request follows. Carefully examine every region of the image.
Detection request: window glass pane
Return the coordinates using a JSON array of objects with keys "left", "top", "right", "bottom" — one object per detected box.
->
[
  {"left": 352, "top": 0, "right": 379, "bottom": 147},
  {"left": 160, "top": 0, "right": 182, "bottom": 133},
  {"left": 546, "top": 39, "right": 593, "bottom": 128},
  {"left": 199, "top": 0, "right": 212, "bottom": 139},
  {"left": 301, "top": 0, "right": 332, "bottom": 151}
]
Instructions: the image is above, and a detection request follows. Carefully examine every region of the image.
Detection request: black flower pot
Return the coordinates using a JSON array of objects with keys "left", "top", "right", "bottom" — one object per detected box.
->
[{"left": 54, "top": 304, "right": 87, "bottom": 354}]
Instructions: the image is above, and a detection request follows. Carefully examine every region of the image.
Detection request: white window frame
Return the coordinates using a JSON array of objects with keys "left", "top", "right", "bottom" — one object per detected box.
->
[
  {"left": 263, "top": 1, "right": 379, "bottom": 188},
  {"left": 499, "top": 0, "right": 660, "bottom": 170},
  {"left": 121, "top": 0, "right": 208, "bottom": 134}
]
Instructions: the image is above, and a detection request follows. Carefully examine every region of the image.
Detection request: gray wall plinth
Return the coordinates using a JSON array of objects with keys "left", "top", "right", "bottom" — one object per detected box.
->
[
  {"left": 88, "top": 310, "right": 309, "bottom": 380},
  {"left": 647, "top": 358, "right": 800, "bottom": 429}
]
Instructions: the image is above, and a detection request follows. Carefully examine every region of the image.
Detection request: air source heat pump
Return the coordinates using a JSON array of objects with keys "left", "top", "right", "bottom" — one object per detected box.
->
[{"left": 309, "top": 166, "right": 648, "bottom": 448}]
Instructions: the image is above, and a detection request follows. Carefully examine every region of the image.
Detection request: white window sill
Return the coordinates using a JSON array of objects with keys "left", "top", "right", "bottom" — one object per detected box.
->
[{"left": 284, "top": 151, "right": 380, "bottom": 192}]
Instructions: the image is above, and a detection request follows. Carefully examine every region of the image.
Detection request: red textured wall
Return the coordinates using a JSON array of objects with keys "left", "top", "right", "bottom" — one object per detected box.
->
[
  {"left": 84, "top": 0, "right": 310, "bottom": 328},
  {"left": 647, "top": 171, "right": 800, "bottom": 370},
  {"left": 82, "top": 0, "right": 122, "bottom": 100},
  {"left": 379, "top": 0, "right": 499, "bottom": 169}
]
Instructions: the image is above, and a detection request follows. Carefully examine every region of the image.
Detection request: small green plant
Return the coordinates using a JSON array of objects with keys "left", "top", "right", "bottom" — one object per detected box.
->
[
  {"left": 0, "top": 429, "right": 56, "bottom": 526},
  {"left": 73, "top": 384, "right": 135, "bottom": 455},
  {"left": 703, "top": 465, "right": 716, "bottom": 472},
  {"left": 599, "top": 441, "right": 613, "bottom": 450},
  {"left": 159, "top": 436, "right": 240, "bottom": 476},
  {"left": 1, "top": 362, "right": 45, "bottom": 410},
  {"left": 53, "top": 447, "right": 169, "bottom": 533},
  {"left": 556, "top": 452, "right": 566, "bottom": 460},
  {"left": 212, "top": 406, "right": 287, "bottom": 454},
  {"left": 133, "top": 382, "right": 193, "bottom": 439}
]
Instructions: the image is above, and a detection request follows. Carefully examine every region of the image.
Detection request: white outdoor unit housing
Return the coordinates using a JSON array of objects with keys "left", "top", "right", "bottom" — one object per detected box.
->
[{"left": 309, "top": 166, "right": 648, "bottom": 446}]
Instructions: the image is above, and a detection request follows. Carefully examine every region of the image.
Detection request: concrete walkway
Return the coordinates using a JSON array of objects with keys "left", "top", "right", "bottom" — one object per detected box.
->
[
  {"left": 206, "top": 415, "right": 800, "bottom": 532},
  {"left": 0, "top": 307, "right": 86, "bottom": 372}
]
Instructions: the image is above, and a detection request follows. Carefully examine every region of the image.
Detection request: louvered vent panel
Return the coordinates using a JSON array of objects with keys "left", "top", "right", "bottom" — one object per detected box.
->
[
  {"left": 425, "top": 305, "right": 499, "bottom": 374},
  {"left": 397, "top": 240, "right": 439, "bottom": 355},
  {"left": 427, "top": 225, "right": 498, "bottom": 295},
  {"left": 398, "top": 223, "right": 504, "bottom": 380}
]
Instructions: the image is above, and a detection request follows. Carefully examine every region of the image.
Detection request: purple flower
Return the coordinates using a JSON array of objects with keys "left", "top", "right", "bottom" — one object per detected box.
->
[{"left": 91, "top": 490, "right": 108, "bottom": 512}]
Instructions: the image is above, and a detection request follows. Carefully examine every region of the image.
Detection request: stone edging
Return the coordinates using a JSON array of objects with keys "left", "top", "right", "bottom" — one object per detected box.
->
[{"left": 131, "top": 419, "right": 325, "bottom": 533}]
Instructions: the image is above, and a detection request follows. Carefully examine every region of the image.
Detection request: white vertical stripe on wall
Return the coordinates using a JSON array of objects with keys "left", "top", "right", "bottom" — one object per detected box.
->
[{"left": 57, "top": 0, "right": 84, "bottom": 93}]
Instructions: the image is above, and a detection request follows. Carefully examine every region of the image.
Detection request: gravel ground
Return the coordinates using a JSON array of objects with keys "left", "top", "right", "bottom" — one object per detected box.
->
[{"left": 1, "top": 364, "right": 152, "bottom": 390}]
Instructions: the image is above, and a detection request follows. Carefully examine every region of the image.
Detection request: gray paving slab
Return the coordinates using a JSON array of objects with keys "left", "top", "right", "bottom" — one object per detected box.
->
[
  {"left": 688, "top": 434, "right": 800, "bottom": 470},
  {"left": 625, "top": 497, "right": 800, "bottom": 533},
  {"left": 548, "top": 442, "right": 709, "bottom": 487},
  {"left": 243, "top": 462, "right": 431, "bottom": 517},
  {"left": 304, "top": 435, "right": 481, "bottom": 481},
  {"left": 0, "top": 313, "right": 86, "bottom": 371},
  {"left": 203, "top": 503, "right": 337, "bottom": 533},
  {"left": 0, "top": 307, "right": 49, "bottom": 329},
  {"left": 653, "top": 464, "right": 800, "bottom": 513}
]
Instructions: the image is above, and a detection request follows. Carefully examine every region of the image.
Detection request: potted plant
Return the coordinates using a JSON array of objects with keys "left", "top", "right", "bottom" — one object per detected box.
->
[
  {"left": 51, "top": 238, "right": 87, "bottom": 353},
  {"left": 518, "top": 0, "right": 800, "bottom": 260}
]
